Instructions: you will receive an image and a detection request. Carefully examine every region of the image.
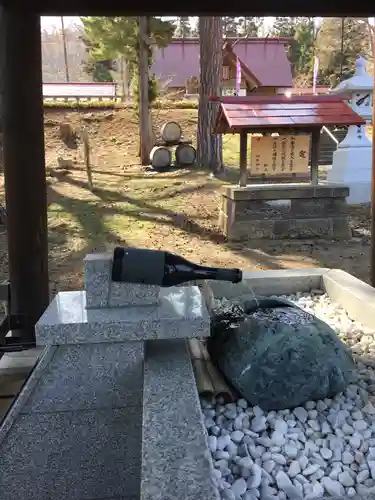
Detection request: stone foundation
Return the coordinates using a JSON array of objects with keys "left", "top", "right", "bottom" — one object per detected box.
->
[{"left": 219, "top": 183, "right": 351, "bottom": 240}]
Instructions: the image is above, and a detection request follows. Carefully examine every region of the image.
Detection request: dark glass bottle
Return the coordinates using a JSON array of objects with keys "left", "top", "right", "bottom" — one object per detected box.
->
[{"left": 111, "top": 247, "right": 242, "bottom": 286}]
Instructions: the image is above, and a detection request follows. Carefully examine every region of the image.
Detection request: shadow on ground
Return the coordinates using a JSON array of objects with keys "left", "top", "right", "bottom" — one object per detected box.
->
[{"left": 45, "top": 166, "right": 372, "bottom": 291}]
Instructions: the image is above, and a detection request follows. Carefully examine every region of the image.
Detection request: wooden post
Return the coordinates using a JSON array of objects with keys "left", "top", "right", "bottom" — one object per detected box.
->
[
  {"left": 3, "top": 9, "right": 49, "bottom": 337},
  {"left": 310, "top": 127, "right": 321, "bottom": 185},
  {"left": 239, "top": 130, "right": 248, "bottom": 187},
  {"left": 81, "top": 128, "right": 93, "bottom": 191},
  {"left": 371, "top": 25, "right": 375, "bottom": 286},
  {"left": 138, "top": 16, "right": 152, "bottom": 166}
]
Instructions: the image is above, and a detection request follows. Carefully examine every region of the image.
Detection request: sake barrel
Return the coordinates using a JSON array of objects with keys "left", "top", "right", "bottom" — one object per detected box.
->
[
  {"left": 160, "top": 121, "right": 182, "bottom": 143},
  {"left": 175, "top": 144, "right": 196, "bottom": 166},
  {"left": 149, "top": 146, "right": 172, "bottom": 170}
]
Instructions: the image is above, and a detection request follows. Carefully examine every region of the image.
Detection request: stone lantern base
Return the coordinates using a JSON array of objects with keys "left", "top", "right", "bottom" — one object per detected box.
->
[{"left": 327, "top": 145, "right": 372, "bottom": 205}]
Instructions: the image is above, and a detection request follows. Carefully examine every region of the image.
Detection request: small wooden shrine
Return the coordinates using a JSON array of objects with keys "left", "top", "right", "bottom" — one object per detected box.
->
[
  {"left": 210, "top": 94, "right": 361, "bottom": 186},
  {"left": 209, "top": 95, "right": 365, "bottom": 241}
]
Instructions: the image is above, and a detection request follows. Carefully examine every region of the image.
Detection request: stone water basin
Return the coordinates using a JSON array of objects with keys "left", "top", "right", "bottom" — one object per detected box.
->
[
  {"left": 200, "top": 268, "right": 375, "bottom": 500},
  {"left": 0, "top": 287, "right": 218, "bottom": 500}
]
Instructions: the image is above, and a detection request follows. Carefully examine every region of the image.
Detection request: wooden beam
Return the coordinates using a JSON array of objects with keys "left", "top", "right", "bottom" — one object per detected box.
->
[
  {"left": 3, "top": 9, "right": 49, "bottom": 337},
  {"left": 310, "top": 127, "right": 321, "bottom": 185},
  {"left": 239, "top": 130, "right": 248, "bottom": 187}
]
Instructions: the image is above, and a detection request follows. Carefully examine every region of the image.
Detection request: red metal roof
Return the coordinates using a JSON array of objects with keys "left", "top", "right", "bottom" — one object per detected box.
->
[
  {"left": 210, "top": 95, "right": 365, "bottom": 132},
  {"left": 152, "top": 38, "right": 293, "bottom": 89}
]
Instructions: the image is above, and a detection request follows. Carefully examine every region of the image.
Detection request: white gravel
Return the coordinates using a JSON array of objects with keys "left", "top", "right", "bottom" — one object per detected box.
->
[{"left": 203, "top": 291, "right": 375, "bottom": 499}]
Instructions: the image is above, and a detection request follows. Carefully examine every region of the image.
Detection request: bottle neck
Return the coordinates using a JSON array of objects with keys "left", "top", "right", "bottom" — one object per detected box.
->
[{"left": 190, "top": 264, "right": 242, "bottom": 283}]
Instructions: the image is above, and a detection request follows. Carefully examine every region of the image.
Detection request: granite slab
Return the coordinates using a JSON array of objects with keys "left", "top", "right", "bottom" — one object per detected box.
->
[
  {"left": 36, "top": 286, "right": 210, "bottom": 345},
  {"left": 201, "top": 268, "right": 326, "bottom": 305},
  {"left": 141, "top": 339, "right": 219, "bottom": 500},
  {"left": 21, "top": 342, "right": 144, "bottom": 413},
  {"left": 0, "top": 407, "right": 141, "bottom": 500},
  {"left": 84, "top": 252, "right": 160, "bottom": 308}
]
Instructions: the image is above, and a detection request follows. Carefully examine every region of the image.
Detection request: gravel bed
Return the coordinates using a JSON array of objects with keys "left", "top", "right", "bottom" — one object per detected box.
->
[{"left": 202, "top": 291, "right": 375, "bottom": 500}]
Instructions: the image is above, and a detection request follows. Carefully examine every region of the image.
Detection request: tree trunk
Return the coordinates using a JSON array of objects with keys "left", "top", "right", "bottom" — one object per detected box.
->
[
  {"left": 138, "top": 16, "right": 152, "bottom": 165},
  {"left": 196, "top": 17, "right": 223, "bottom": 173}
]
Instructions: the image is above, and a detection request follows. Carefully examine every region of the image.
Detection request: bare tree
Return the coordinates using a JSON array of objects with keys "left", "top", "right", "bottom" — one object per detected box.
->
[{"left": 196, "top": 17, "right": 223, "bottom": 173}]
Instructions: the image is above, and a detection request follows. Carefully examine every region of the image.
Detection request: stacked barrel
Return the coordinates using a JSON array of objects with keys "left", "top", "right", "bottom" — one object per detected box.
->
[{"left": 149, "top": 121, "right": 197, "bottom": 170}]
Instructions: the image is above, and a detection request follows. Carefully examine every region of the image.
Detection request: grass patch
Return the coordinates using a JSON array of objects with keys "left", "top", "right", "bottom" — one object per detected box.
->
[{"left": 44, "top": 98, "right": 198, "bottom": 110}]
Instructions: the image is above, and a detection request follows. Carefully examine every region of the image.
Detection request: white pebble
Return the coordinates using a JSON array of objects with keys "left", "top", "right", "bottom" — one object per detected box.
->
[
  {"left": 288, "top": 460, "right": 301, "bottom": 478},
  {"left": 338, "top": 470, "right": 355, "bottom": 487},
  {"left": 237, "top": 399, "right": 248, "bottom": 409},
  {"left": 357, "top": 469, "right": 370, "bottom": 483},
  {"left": 251, "top": 416, "right": 267, "bottom": 433},
  {"left": 247, "top": 464, "right": 262, "bottom": 489},
  {"left": 302, "top": 464, "right": 320, "bottom": 476},
  {"left": 274, "top": 419, "right": 288, "bottom": 435},
  {"left": 363, "top": 402, "right": 375, "bottom": 415},
  {"left": 283, "top": 444, "right": 298, "bottom": 459},
  {"left": 208, "top": 436, "right": 217, "bottom": 453},
  {"left": 275, "top": 470, "right": 302, "bottom": 499},
  {"left": 321, "top": 476, "right": 345, "bottom": 496},
  {"left": 263, "top": 460, "right": 276, "bottom": 474},
  {"left": 305, "top": 482, "right": 324, "bottom": 499},
  {"left": 354, "top": 420, "right": 368, "bottom": 432},
  {"left": 231, "top": 478, "right": 247, "bottom": 497},
  {"left": 342, "top": 451, "right": 355, "bottom": 464},
  {"left": 320, "top": 447, "right": 333, "bottom": 460},
  {"left": 243, "top": 492, "right": 258, "bottom": 500},
  {"left": 298, "top": 455, "right": 309, "bottom": 470},
  {"left": 272, "top": 453, "right": 287, "bottom": 465},
  {"left": 217, "top": 435, "right": 231, "bottom": 451},
  {"left": 223, "top": 488, "right": 235, "bottom": 500},
  {"left": 231, "top": 431, "right": 244, "bottom": 443},
  {"left": 349, "top": 434, "right": 362, "bottom": 449},
  {"left": 293, "top": 407, "right": 308, "bottom": 423}
]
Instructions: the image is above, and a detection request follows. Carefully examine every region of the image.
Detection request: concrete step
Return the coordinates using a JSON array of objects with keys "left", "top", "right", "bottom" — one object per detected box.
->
[
  {"left": 141, "top": 339, "right": 219, "bottom": 500},
  {"left": 0, "top": 343, "right": 144, "bottom": 500},
  {"left": 0, "top": 348, "right": 44, "bottom": 376}
]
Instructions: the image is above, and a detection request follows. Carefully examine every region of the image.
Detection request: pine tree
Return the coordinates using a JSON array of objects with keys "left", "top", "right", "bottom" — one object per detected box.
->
[
  {"left": 197, "top": 17, "right": 223, "bottom": 172},
  {"left": 175, "top": 17, "right": 191, "bottom": 38},
  {"left": 272, "top": 17, "right": 297, "bottom": 37},
  {"left": 290, "top": 18, "right": 316, "bottom": 77},
  {"left": 238, "top": 17, "right": 263, "bottom": 37},
  {"left": 80, "top": 16, "right": 174, "bottom": 103},
  {"left": 315, "top": 18, "right": 370, "bottom": 83},
  {"left": 222, "top": 17, "right": 240, "bottom": 37}
]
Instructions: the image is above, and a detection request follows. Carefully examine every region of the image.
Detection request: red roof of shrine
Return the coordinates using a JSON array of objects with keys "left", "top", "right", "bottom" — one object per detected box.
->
[{"left": 210, "top": 95, "right": 365, "bottom": 133}]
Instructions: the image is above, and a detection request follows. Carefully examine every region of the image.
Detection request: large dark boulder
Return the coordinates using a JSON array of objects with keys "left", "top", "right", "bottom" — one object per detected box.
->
[{"left": 207, "top": 297, "right": 355, "bottom": 410}]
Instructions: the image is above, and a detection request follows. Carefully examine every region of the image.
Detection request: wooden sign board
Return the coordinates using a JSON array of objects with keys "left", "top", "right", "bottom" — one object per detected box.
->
[{"left": 250, "top": 135, "right": 310, "bottom": 176}]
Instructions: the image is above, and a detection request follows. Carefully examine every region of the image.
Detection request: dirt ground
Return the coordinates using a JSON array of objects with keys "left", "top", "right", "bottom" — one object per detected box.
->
[{"left": 0, "top": 108, "right": 372, "bottom": 296}]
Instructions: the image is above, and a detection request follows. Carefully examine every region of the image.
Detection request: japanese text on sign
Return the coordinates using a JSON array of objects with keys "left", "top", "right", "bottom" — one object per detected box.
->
[{"left": 250, "top": 135, "right": 310, "bottom": 176}]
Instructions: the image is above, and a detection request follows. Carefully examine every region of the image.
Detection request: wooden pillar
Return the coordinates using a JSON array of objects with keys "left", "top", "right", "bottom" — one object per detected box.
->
[
  {"left": 239, "top": 130, "right": 248, "bottom": 187},
  {"left": 371, "top": 25, "right": 375, "bottom": 286},
  {"left": 310, "top": 127, "right": 321, "bottom": 185},
  {"left": 3, "top": 9, "right": 49, "bottom": 337}
]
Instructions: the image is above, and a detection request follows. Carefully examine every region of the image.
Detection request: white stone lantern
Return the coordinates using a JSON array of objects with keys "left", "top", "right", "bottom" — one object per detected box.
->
[{"left": 327, "top": 57, "right": 373, "bottom": 204}]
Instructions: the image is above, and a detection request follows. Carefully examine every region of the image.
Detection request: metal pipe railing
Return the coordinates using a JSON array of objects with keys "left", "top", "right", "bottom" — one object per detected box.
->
[{"left": 322, "top": 125, "right": 339, "bottom": 145}]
